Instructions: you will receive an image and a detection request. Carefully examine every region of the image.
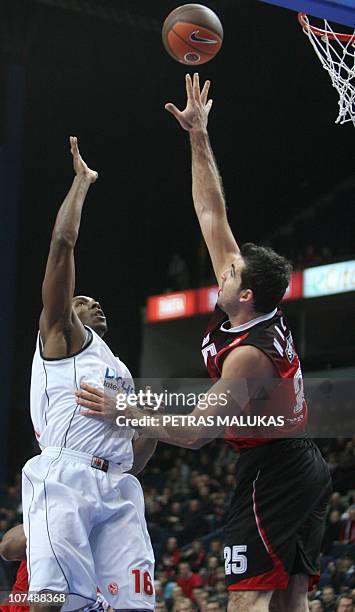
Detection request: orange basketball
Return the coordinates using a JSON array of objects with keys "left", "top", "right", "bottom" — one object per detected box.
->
[{"left": 162, "top": 4, "right": 223, "bottom": 66}]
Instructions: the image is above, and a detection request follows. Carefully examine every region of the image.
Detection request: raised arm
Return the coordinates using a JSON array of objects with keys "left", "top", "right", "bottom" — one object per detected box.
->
[
  {"left": 40, "top": 137, "right": 98, "bottom": 358},
  {"left": 165, "top": 73, "right": 239, "bottom": 284}
]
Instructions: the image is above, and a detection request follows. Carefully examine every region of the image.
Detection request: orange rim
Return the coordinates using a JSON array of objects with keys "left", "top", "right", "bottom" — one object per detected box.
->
[{"left": 298, "top": 12, "right": 355, "bottom": 42}]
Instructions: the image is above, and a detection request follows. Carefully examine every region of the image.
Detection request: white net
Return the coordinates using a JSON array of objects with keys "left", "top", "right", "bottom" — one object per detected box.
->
[{"left": 300, "top": 14, "right": 355, "bottom": 126}]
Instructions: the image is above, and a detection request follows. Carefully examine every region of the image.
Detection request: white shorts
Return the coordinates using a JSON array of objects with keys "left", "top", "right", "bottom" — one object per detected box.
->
[{"left": 22, "top": 447, "right": 155, "bottom": 611}]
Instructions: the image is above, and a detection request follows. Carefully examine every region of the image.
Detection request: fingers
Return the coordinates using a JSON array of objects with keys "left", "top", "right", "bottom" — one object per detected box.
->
[
  {"left": 206, "top": 99, "right": 213, "bottom": 114},
  {"left": 70, "top": 135, "right": 79, "bottom": 157},
  {"left": 77, "top": 397, "right": 102, "bottom": 410},
  {"left": 75, "top": 384, "right": 104, "bottom": 409},
  {"left": 76, "top": 391, "right": 103, "bottom": 407},
  {"left": 193, "top": 72, "right": 200, "bottom": 101},
  {"left": 80, "top": 383, "right": 104, "bottom": 397},
  {"left": 201, "top": 80, "right": 211, "bottom": 106},
  {"left": 80, "top": 409, "right": 104, "bottom": 418},
  {"left": 165, "top": 103, "right": 182, "bottom": 119},
  {"left": 188, "top": 73, "right": 211, "bottom": 106},
  {"left": 185, "top": 73, "right": 193, "bottom": 100}
]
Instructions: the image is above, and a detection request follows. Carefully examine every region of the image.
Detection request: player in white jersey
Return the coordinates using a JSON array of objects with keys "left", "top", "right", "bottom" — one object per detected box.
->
[{"left": 22, "top": 137, "right": 155, "bottom": 612}]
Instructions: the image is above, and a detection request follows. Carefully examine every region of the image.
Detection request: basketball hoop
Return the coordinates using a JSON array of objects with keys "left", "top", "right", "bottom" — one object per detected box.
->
[{"left": 298, "top": 12, "right": 355, "bottom": 126}]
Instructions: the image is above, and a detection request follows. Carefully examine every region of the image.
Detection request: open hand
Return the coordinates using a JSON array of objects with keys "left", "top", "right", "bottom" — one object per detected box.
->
[
  {"left": 75, "top": 383, "right": 117, "bottom": 423},
  {"left": 70, "top": 136, "right": 98, "bottom": 183},
  {"left": 165, "top": 73, "right": 213, "bottom": 132}
]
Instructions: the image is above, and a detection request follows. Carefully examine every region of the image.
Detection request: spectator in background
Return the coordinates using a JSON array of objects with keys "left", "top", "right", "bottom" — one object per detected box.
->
[
  {"left": 163, "top": 579, "right": 178, "bottom": 606},
  {"left": 157, "top": 487, "right": 173, "bottom": 508},
  {"left": 340, "top": 505, "right": 355, "bottom": 544},
  {"left": 194, "top": 589, "right": 208, "bottom": 612},
  {"left": 323, "top": 510, "right": 342, "bottom": 553},
  {"left": 167, "top": 585, "right": 184, "bottom": 611},
  {"left": 196, "top": 486, "right": 214, "bottom": 515},
  {"left": 208, "top": 539, "right": 222, "bottom": 559},
  {"left": 335, "top": 594, "right": 354, "bottom": 611},
  {"left": 214, "top": 580, "right": 228, "bottom": 609},
  {"left": 183, "top": 540, "right": 206, "bottom": 572},
  {"left": 162, "top": 537, "right": 181, "bottom": 574},
  {"left": 337, "top": 557, "right": 355, "bottom": 590},
  {"left": 161, "top": 502, "right": 184, "bottom": 536},
  {"left": 155, "top": 602, "right": 168, "bottom": 612},
  {"left": 204, "top": 556, "right": 219, "bottom": 588},
  {"left": 327, "top": 454, "right": 340, "bottom": 475},
  {"left": 206, "top": 600, "right": 222, "bottom": 611},
  {"left": 177, "top": 562, "right": 202, "bottom": 599},
  {"left": 192, "top": 588, "right": 208, "bottom": 612},
  {"left": 210, "top": 492, "right": 227, "bottom": 529},
  {"left": 329, "top": 493, "right": 347, "bottom": 516},
  {"left": 181, "top": 500, "right": 209, "bottom": 544},
  {"left": 310, "top": 601, "right": 325, "bottom": 611},
  {"left": 172, "top": 597, "right": 193, "bottom": 612},
  {"left": 322, "top": 585, "right": 337, "bottom": 612}
]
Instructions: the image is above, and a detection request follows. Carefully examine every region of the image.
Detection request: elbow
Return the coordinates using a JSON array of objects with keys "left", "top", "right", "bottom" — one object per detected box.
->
[
  {"left": 0, "top": 540, "right": 15, "bottom": 561},
  {"left": 51, "top": 231, "right": 76, "bottom": 250},
  {"left": 185, "top": 437, "right": 207, "bottom": 450}
]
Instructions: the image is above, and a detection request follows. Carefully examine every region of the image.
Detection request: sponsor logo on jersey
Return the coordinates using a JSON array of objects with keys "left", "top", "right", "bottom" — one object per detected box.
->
[
  {"left": 190, "top": 30, "right": 218, "bottom": 44},
  {"left": 104, "top": 367, "right": 134, "bottom": 394},
  {"left": 108, "top": 582, "right": 119, "bottom": 595}
]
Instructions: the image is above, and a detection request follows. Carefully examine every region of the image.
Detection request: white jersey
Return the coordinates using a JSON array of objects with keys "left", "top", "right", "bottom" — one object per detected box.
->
[{"left": 30, "top": 326, "right": 135, "bottom": 468}]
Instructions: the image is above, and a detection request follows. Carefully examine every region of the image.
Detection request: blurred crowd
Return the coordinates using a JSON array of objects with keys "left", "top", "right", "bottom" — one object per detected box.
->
[
  {"left": 0, "top": 439, "right": 354, "bottom": 610},
  {"left": 166, "top": 242, "right": 353, "bottom": 292},
  {"left": 140, "top": 439, "right": 355, "bottom": 611}
]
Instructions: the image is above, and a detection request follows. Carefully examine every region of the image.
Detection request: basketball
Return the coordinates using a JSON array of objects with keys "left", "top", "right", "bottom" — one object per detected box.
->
[{"left": 162, "top": 4, "right": 223, "bottom": 65}]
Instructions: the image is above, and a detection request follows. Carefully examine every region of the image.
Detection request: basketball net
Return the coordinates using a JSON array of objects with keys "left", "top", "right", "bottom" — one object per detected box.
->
[{"left": 298, "top": 13, "right": 355, "bottom": 126}]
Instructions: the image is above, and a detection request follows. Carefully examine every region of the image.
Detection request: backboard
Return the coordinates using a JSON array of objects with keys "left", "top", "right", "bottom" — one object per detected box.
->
[{"left": 258, "top": 0, "right": 355, "bottom": 27}]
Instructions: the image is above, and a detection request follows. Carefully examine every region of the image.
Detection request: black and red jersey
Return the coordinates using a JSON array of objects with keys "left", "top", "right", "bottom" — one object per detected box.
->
[{"left": 201, "top": 306, "right": 308, "bottom": 451}]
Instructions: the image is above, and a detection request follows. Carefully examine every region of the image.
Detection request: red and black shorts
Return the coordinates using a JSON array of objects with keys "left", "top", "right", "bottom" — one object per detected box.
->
[{"left": 224, "top": 438, "right": 332, "bottom": 592}]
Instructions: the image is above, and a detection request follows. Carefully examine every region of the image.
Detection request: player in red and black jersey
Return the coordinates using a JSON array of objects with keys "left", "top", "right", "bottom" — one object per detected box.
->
[
  {"left": 203, "top": 300, "right": 308, "bottom": 450},
  {"left": 76, "top": 75, "right": 332, "bottom": 612},
  {"left": 165, "top": 73, "right": 330, "bottom": 612},
  {"left": 163, "top": 73, "right": 332, "bottom": 611}
]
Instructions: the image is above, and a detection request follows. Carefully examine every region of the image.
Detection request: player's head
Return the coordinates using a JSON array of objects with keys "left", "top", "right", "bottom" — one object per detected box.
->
[
  {"left": 217, "top": 243, "right": 292, "bottom": 317},
  {"left": 72, "top": 296, "right": 108, "bottom": 337}
]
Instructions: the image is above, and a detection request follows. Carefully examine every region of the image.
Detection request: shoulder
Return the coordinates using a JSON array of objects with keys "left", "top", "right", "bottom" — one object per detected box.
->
[{"left": 221, "top": 345, "right": 275, "bottom": 379}]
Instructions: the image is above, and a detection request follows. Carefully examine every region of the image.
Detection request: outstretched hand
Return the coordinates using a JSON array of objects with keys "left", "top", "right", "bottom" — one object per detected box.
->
[
  {"left": 165, "top": 73, "right": 213, "bottom": 132},
  {"left": 70, "top": 136, "right": 98, "bottom": 183},
  {"left": 76, "top": 383, "right": 117, "bottom": 423}
]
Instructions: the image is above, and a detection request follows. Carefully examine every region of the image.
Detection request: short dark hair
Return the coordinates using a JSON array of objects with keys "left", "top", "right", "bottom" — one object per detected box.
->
[{"left": 240, "top": 243, "right": 292, "bottom": 313}]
